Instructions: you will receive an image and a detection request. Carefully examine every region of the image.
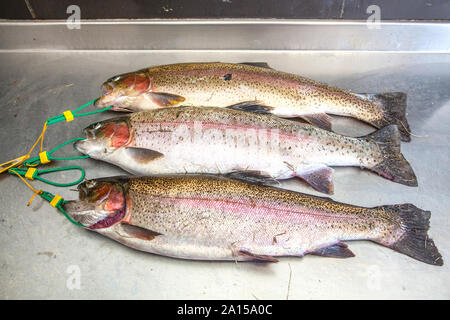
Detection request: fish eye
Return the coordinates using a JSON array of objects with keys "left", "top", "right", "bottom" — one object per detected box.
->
[{"left": 85, "top": 180, "right": 96, "bottom": 188}]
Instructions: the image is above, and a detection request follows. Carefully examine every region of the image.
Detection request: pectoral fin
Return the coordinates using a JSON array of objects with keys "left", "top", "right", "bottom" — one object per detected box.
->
[
  {"left": 297, "top": 165, "right": 334, "bottom": 194},
  {"left": 148, "top": 92, "right": 185, "bottom": 107},
  {"left": 121, "top": 224, "right": 162, "bottom": 241},
  {"left": 310, "top": 242, "right": 355, "bottom": 258},
  {"left": 124, "top": 147, "right": 164, "bottom": 164},
  {"left": 238, "top": 249, "right": 279, "bottom": 262},
  {"left": 226, "top": 101, "right": 274, "bottom": 114},
  {"left": 300, "top": 113, "right": 332, "bottom": 131}
]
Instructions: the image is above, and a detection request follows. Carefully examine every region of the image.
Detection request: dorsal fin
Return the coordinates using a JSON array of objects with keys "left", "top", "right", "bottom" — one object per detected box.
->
[{"left": 239, "top": 62, "right": 273, "bottom": 69}]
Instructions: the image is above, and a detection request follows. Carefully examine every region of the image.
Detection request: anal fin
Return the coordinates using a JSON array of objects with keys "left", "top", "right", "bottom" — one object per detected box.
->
[
  {"left": 238, "top": 249, "right": 279, "bottom": 262},
  {"left": 224, "top": 170, "right": 278, "bottom": 186},
  {"left": 297, "top": 165, "right": 334, "bottom": 194},
  {"left": 310, "top": 242, "right": 355, "bottom": 258},
  {"left": 300, "top": 113, "right": 332, "bottom": 131}
]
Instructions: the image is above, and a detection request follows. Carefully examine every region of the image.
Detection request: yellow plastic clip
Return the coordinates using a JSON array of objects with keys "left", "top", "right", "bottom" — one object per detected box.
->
[
  {"left": 63, "top": 110, "right": 74, "bottom": 122},
  {"left": 50, "top": 195, "right": 63, "bottom": 208},
  {"left": 25, "top": 168, "right": 37, "bottom": 180},
  {"left": 39, "top": 151, "right": 50, "bottom": 164}
]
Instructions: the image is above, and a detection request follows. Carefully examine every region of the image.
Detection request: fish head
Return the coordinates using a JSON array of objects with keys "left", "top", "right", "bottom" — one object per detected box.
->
[
  {"left": 74, "top": 117, "right": 131, "bottom": 160},
  {"left": 94, "top": 69, "right": 151, "bottom": 111},
  {"left": 63, "top": 177, "right": 129, "bottom": 229}
]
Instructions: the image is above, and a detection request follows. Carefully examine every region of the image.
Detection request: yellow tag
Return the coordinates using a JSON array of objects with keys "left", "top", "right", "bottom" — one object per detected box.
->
[
  {"left": 39, "top": 151, "right": 50, "bottom": 164},
  {"left": 50, "top": 195, "right": 62, "bottom": 208},
  {"left": 63, "top": 110, "right": 74, "bottom": 122},
  {"left": 25, "top": 168, "right": 37, "bottom": 180}
]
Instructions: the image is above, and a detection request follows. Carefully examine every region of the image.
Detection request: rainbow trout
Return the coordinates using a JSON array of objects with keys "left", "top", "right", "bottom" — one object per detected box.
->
[
  {"left": 75, "top": 106, "right": 417, "bottom": 194},
  {"left": 94, "top": 62, "right": 411, "bottom": 141},
  {"left": 63, "top": 175, "right": 442, "bottom": 265}
]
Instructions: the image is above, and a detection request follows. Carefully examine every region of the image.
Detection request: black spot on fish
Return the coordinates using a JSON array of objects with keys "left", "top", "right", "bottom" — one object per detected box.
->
[{"left": 222, "top": 74, "right": 232, "bottom": 81}]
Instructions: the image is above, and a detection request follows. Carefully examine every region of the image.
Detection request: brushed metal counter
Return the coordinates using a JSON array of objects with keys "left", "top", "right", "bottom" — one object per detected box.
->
[{"left": 0, "top": 20, "right": 449, "bottom": 299}]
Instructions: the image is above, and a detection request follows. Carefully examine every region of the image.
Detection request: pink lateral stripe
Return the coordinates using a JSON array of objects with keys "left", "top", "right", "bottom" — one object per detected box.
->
[{"left": 144, "top": 195, "right": 363, "bottom": 221}]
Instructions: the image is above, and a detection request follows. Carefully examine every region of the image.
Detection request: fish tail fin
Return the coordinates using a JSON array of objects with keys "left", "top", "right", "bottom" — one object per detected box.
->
[
  {"left": 362, "top": 125, "right": 417, "bottom": 187},
  {"left": 363, "top": 92, "right": 411, "bottom": 142},
  {"left": 374, "top": 204, "right": 443, "bottom": 266}
]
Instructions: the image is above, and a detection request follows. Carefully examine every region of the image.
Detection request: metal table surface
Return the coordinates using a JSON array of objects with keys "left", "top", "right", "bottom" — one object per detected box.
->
[{"left": 0, "top": 20, "right": 449, "bottom": 299}]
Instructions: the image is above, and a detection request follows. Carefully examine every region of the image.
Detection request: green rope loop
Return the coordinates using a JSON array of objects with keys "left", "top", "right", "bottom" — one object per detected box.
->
[
  {"left": 9, "top": 166, "right": 85, "bottom": 187},
  {"left": 35, "top": 166, "right": 86, "bottom": 187},
  {"left": 39, "top": 191, "right": 86, "bottom": 228},
  {"left": 24, "top": 137, "right": 89, "bottom": 167},
  {"left": 46, "top": 99, "right": 112, "bottom": 126},
  {"left": 6, "top": 99, "right": 113, "bottom": 228}
]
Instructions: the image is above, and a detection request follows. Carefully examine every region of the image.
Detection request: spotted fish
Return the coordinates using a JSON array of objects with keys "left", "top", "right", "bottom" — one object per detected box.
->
[
  {"left": 94, "top": 62, "right": 411, "bottom": 141},
  {"left": 74, "top": 106, "right": 417, "bottom": 194},
  {"left": 63, "top": 175, "right": 443, "bottom": 265}
]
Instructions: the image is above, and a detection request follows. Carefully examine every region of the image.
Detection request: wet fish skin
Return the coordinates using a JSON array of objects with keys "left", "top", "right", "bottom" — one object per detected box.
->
[
  {"left": 94, "top": 62, "right": 411, "bottom": 141},
  {"left": 63, "top": 175, "right": 443, "bottom": 266},
  {"left": 75, "top": 106, "right": 417, "bottom": 194}
]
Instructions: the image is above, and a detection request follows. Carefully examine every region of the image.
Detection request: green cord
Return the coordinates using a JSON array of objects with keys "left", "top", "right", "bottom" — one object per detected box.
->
[
  {"left": 46, "top": 99, "right": 112, "bottom": 126},
  {"left": 39, "top": 191, "right": 86, "bottom": 228},
  {"left": 24, "top": 137, "right": 89, "bottom": 167},
  {"left": 34, "top": 167, "right": 85, "bottom": 187},
  {"left": 9, "top": 165, "right": 85, "bottom": 187},
  {"left": 8, "top": 99, "right": 113, "bottom": 228}
]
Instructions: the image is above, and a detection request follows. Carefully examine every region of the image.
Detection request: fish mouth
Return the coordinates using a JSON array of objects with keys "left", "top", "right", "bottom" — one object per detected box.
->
[
  {"left": 94, "top": 95, "right": 117, "bottom": 109},
  {"left": 94, "top": 96, "right": 134, "bottom": 112},
  {"left": 74, "top": 139, "right": 88, "bottom": 154},
  {"left": 62, "top": 200, "right": 99, "bottom": 228},
  {"left": 73, "top": 139, "right": 109, "bottom": 157},
  {"left": 109, "top": 105, "right": 134, "bottom": 112},
  {"left": 93, "top": 97, "right": 104, "bottom": 108},
  {"left": 63, "top": 200, "right": 93, "bottom": 213},
  {"left": 63, "top": 178, "right": 129, "bottom": 229}
]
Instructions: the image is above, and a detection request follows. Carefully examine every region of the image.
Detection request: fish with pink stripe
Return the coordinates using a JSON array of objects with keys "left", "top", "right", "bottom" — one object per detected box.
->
[
  {"left": 75, "top": 106, "right": 417, "bottom": 194},
  {"left": 63, "top": 175, "right": 443, "bottom": 266},
  {"left": 94, "top": 62, "right": 412, "bottom": 141}
]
